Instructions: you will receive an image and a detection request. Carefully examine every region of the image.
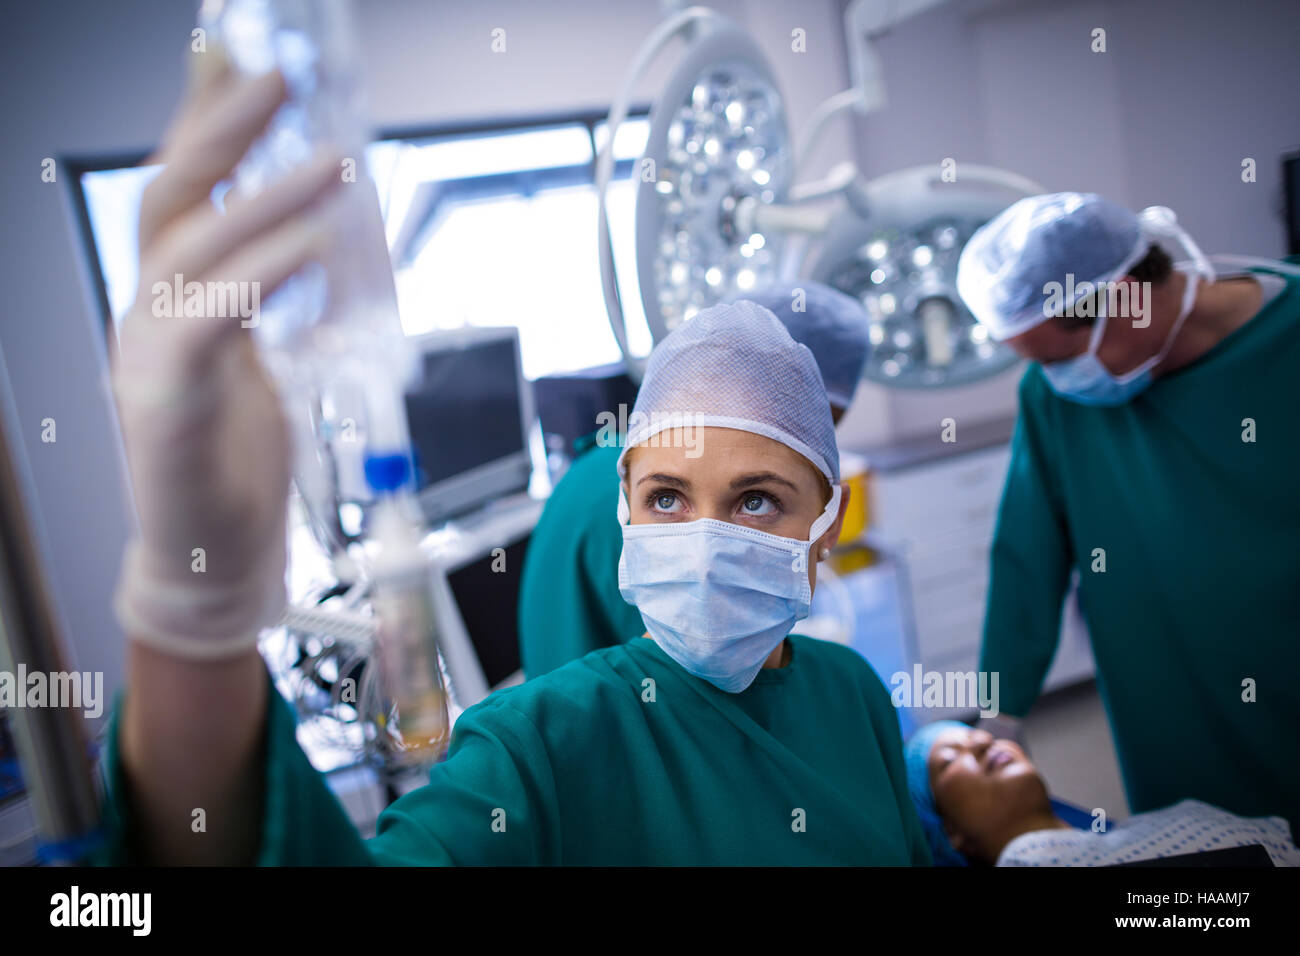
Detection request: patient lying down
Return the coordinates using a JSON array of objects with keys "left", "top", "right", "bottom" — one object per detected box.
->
[{"left": 905, "top": 721, "right": 1299, "bottom": 867}]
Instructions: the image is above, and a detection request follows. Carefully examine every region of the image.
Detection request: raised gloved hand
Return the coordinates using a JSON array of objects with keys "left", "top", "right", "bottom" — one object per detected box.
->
[{"left": 112, "top": 46, "right": 343, "bottom": 660}]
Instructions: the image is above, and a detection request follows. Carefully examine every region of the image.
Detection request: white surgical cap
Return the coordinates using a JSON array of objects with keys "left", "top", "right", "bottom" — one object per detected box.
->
[
  {"left": 724, "top": 282, "right": 870, "bottom": 409},
  {"left": 615, "top": 300, "right": 840, "bottom": 488},
  {"left": 956, "top": 192, "right": 1211, "bottom": 341}
]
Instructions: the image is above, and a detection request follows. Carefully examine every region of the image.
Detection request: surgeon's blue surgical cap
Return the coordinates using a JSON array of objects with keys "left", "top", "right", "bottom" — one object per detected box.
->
[
  {"left": 956, "top": 192, "right": 1144, "bottom": 340},
  {"left": 905, "top": 719, "right": 972, "bottom": 867},
  {"left": 724, "top": 282, "right": 871, "bottom": 409},
  {"left": 616, "top": 300, "right": 840, "bottom": 485}
]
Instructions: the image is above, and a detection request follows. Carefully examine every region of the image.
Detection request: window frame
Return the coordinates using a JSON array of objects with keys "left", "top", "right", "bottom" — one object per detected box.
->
[{"left": 63, "top": 103, "right": 651, "bottom": 365}]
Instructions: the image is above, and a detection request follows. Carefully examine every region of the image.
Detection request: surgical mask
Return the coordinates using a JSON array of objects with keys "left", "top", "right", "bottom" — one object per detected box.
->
[
  {"left": 618, "top": 485, "right": 841, "bottom": 693},
  {"left": 1041, "top": 263, "right": 1201, "bottom": 406}
]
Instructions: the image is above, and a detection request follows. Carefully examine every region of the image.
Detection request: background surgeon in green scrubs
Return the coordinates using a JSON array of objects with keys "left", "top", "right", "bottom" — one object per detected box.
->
[
  {"left": 99, "top": 64, "right": 928, "bottom": 864},
  {"left": 955, "top": 192, "right": 1300, "bottom": 834},
  {"left": 519, "top": 282, "right": 871, "bottom": 678}
]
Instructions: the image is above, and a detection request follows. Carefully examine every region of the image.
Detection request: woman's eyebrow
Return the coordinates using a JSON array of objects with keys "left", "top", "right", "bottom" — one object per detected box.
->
[
  {"left": 729, "top": 472, "right": 800, "bottom": 492},
  {"left": 636, "top": 472, "right": 689, "bottom": 489}
]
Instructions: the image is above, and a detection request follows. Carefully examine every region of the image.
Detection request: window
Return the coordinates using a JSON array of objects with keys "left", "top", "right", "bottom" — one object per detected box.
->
[{"left": 73, "top": 111, "right": 652, "bottom": 381}]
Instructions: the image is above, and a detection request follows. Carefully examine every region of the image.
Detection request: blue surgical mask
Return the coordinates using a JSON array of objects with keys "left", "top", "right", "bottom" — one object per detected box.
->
[
  {"left": 1041, "top": 264, "right": 1201, "bottom": 406},
  {"left": 618, "top": 485, "right": 841, "bottom": 693}
]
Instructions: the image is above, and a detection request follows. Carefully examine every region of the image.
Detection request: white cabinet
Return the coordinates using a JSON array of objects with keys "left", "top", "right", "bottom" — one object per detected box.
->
[{"left": 868, "top": 442, "right": 1094, "bottom": 719}]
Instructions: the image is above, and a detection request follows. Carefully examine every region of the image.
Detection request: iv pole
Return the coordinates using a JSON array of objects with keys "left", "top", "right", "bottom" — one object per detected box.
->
[{"left": 0, "top": 343, "right": 102, "bottom": 864}]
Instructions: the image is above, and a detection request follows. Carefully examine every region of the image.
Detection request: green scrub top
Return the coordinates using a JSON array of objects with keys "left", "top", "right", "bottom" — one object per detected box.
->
[
  {"left": 95, "top": 635, "right": 932, "bottom": 866},
  {"left": 518, "top": 441, "right": 643, "bottom": 678},
  {"left": 981, "top": 264, "right": 1300, "bottom": 834}
]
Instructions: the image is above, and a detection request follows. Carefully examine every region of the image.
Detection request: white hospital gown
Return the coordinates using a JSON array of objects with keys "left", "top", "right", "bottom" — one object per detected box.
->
[{"left": 997, "top": 800, "right": 1300, "bottom": 867}]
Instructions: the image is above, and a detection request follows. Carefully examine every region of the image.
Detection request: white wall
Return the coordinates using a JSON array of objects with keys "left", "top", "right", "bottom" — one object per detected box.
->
[
  {"left": 0, "top": 1, "right": 196, "bottom": 723},
  {"left": 355, "top": 0, "right": 854, "bottom": 180},
  {"left": 0, "top": 0, "right": 855, "bottom": 717},
  {"left": 836, "top": 0, "right": 1300, "bottom": 448}
]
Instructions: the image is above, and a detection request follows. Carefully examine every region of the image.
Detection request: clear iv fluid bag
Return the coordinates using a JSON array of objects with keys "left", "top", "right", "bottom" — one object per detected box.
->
[
  {"left": 199, "top": 0, "right": 415, "bottom": 452},
  {"left": 200, "top": 0, "right": 450, "bottom": 764}
]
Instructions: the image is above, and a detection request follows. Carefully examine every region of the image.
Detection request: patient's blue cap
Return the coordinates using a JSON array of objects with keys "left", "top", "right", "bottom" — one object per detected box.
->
[{"left": 905, "top": 719, "right": 971, "bottom": 867}]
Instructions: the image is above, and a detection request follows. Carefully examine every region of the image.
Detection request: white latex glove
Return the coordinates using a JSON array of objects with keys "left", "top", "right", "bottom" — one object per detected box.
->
[{"left": 112, "top": 47, "right": 343, "bottom": 660}]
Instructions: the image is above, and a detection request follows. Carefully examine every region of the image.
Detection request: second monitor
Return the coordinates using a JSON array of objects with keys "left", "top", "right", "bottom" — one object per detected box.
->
[{"left": 404, "top": 326, "right": 535, "bottom": 524}]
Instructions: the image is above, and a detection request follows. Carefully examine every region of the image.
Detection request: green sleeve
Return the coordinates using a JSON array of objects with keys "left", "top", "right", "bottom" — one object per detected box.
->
[
  {"left": 979, "top": 369, "right": 1073, "bottom": 718},
  {"left": 865, "top": 670, "right": 933, "bottom": 866},
  {"left": 93, "top": 670, "right": 558, "bottom": 866},
  {"left": 93, "top": 665, "right": 372, "bottom": 866},
  {"left": 518, "top": 444, "right": 643, "bottom": 678},
  {"left": 368, "top": 696, "right": 559, "bottom": 865}
]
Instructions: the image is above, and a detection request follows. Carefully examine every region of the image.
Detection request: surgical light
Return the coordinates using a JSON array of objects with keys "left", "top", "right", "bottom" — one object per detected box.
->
[
  {"left": 599, "top": 6, "right": 1041, "bottom": 395},
  {"left": 596, "top": 9, "right": 792, "bottom": 354},
  {"left": 640, "top": 35, "right": 791, "bottom": 335},
  {"left": 810, "top": 165, "right": 1042, "bottom": 389}
]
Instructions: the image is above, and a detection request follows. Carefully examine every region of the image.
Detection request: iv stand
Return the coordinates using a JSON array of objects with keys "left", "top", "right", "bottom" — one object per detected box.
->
[{"left": 0, "top": 348, "right": 101, "bottom": 864}]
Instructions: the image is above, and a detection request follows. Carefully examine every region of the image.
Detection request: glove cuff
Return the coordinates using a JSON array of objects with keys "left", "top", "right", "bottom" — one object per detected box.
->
[{"left": 114, "top": 539, "right": 286, "bottom": 661}]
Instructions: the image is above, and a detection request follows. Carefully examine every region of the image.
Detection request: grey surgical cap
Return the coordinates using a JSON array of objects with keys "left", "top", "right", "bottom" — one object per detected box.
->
[
  {"left": 725, "top": 281, "right": 870, "bottom": 409},
  {"left": 956, "top": 192, "right": 1144, "bottom": 340},
  {"left": 616, "top": 300, "right": 840, "bottom": 485}
]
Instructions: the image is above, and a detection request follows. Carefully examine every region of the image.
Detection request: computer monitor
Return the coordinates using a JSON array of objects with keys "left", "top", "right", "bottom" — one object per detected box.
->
[
  {"left": 420, "top": 494, "right": 542, "bottom": 708},
  {"left": 1284, "top": 151, "right": 1300, "bottom": 257},
  {"left": 404, "top": 326, "right": 535, "bottom": 523}
]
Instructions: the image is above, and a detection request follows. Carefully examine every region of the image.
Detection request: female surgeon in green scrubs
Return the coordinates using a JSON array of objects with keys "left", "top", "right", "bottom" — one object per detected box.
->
[
  {"left": 98, "top": 53, "right": 930, "bottom": 866},
  {"left": 517, "top": 280, "right": 871, "bottom": 679}
]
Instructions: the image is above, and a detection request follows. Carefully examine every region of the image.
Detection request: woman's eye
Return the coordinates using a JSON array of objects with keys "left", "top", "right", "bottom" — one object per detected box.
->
[
  {"left": 740, "top": 493, "right": 776, "bottom": 516},
  {"left": 651, "top": 492, "right": 682, "bottom": 513}
]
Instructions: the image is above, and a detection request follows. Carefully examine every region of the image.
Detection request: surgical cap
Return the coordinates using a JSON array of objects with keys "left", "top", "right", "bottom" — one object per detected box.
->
[
  {"left": 904, "top": 719, "right": 971, "bottom": 867},
  {"left": 724, "top": 282, "right": 870, "bottom": 409},
  {"left": 957, "top": 192, "right": 1145, "bottom": 341},
  {"left": 615, "top": 300, "right": 840, "bottom": 485}
]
